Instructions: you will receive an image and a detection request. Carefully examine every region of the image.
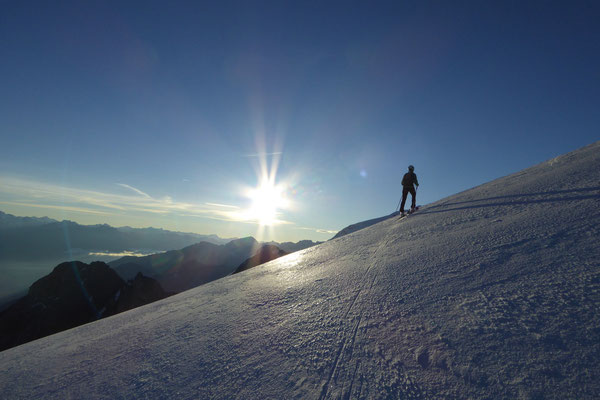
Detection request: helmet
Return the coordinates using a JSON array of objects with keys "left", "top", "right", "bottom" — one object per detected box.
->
[{"left": 408, "top": 165, "right": 414, "bottom": 171}]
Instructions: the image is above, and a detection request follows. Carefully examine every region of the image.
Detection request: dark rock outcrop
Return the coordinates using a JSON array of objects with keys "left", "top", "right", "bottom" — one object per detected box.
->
[
  {"left": 233, "top": 245, "right": 288, "bottom": 274},
  {"left": 108, "top": 272, "right": 173, "bottom": 315},
  {"left": 0, "top": 261, "right": 170, "bottom": 352}
]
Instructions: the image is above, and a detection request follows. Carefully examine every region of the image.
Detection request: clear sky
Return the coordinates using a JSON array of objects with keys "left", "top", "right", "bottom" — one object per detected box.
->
[{"left": 1, "top": 1, "right": 599, "bottom": 242}]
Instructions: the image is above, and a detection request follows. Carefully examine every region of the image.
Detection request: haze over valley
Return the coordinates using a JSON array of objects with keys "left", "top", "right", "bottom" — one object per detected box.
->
[{"left": 0, "top": 212, "right": 320, "bottom": 301}]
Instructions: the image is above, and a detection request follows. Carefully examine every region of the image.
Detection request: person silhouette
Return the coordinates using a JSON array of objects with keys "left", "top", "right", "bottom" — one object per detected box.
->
[{"left": 400, "top": 165, "right": 419, "bottom": 216}]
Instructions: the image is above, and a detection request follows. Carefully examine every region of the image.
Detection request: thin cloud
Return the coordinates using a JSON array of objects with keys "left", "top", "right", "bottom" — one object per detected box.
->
[
  {"left": 317, "top": 229, "right": 338, "bottom": 234},
  {"left": 117, "top": 183, "right": 151, "bottom": 198},
  {"left": 205, "top": 202, "right": 240, "bottom": 209},
  {"left": 0, "top": 201, "right": 115, "bottom": 216},
  {"left": 297, "top": 226, "right": 338, "bottom": 234}
]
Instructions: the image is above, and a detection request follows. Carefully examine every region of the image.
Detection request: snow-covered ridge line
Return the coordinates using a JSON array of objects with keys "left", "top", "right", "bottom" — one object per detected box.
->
[{"left": 1, "top": 141, "right": 599, "bottom": 399}]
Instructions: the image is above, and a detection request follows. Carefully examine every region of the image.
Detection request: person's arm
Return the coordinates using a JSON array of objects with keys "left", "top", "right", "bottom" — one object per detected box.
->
[{"left": 414, "top": 173, "right": 419, "bottom": 187}]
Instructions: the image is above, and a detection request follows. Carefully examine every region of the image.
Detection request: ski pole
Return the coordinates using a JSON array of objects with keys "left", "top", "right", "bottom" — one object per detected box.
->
[{"left": 414, "top": 186, "right": 418, "bottom": 209}]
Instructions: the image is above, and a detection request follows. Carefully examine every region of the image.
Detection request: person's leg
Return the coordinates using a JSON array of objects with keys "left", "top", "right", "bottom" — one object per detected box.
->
[
  {"left": 410, "top": 187, "right": 416, "bottom": 209},
  {"left": 400, "top": 188, "right": 409, "bottom": 213}
]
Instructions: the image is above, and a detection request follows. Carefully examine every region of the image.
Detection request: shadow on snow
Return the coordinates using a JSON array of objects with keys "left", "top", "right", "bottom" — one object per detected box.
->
[{"left": 420, "top": 186, "right": 600, "bottom": 215}]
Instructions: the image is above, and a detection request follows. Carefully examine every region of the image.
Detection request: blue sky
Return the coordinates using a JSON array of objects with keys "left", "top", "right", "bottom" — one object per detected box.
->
[{"left": 1, "top": 1, "right": 599, "bottom": 242}]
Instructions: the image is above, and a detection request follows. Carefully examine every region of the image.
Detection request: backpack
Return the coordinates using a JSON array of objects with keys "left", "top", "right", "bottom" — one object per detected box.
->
[{"left": 402, "top": 172, "right": 417, "bottom": 187}]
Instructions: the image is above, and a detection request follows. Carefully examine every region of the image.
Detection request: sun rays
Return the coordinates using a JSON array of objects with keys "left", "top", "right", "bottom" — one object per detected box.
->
[{"left": 235, "top": 135, "right": 295, "bottom": 241}]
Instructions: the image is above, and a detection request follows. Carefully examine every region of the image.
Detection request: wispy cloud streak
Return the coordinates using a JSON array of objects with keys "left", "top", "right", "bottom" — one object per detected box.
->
[
  {"left": 0, "top": 176, "right": 252, "bottom": 223},
  {"left": 205, "top": 202, "right": 240, "bottom": 209},
  {"left": 0, "top": 201, "right": 115, "bottom": 216},
  {"left": 117, "top": 183, "right": 151, "bottom": 198},
  {"left": 297, "top": 226, "right": 338, "bottom": 235}
]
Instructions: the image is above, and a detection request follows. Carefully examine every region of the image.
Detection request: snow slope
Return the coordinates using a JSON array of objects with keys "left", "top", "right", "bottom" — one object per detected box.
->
[
  {"left": 331, "top": 212, "right": 399, "bottom": 240},
  {"left": 1, "top": 142, "right": 599, "bottom": 399}
]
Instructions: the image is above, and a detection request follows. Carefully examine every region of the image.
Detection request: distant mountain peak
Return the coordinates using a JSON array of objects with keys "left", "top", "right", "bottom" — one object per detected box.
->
[{"left": 226, "top": 236, "right": 259, "bottom": 246}]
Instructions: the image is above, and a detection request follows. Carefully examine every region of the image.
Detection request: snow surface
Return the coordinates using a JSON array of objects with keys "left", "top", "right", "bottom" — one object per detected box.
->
[{"left": 1, "top": 142, "right": 599, "bottom": 399}]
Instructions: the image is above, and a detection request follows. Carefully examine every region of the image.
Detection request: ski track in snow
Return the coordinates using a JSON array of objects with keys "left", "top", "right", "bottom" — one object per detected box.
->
[{"left": 1, "top": 141, "right": 599, "bottom": 399}]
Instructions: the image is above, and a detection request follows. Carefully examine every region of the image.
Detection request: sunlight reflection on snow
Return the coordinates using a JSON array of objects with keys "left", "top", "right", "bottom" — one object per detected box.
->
[{"left": 266, "top": 250, "right": 314, "bottom": 290}]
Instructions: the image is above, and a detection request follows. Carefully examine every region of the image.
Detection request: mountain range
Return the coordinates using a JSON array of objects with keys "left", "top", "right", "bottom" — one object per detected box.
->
[
  {"left": 110, "top": 237, "right": 264, "bottom": 292},
  {"left": 0, "top": 212, "right": 57, "bottom": 228},
  {"left": 0, "top": 213, "right": 321, "bottom": 299},
  {"left": 0, "top": 214, "right": 232, "bottom": 262}
]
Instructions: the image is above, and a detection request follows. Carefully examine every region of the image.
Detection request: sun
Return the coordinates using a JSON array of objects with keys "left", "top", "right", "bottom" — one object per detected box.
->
[{"left": 246, "top": 180, "right": 288, "bottom": 226}]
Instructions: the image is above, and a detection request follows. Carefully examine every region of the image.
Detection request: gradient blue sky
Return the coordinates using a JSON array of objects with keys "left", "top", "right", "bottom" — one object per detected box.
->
[{"left": 1, "top": 1, "right": 599, "bottom": 242}]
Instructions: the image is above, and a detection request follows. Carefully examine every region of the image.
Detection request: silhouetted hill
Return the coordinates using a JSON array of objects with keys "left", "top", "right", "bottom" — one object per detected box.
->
[
  {"left": 233, "top": 245, "right": 288, "bottom": 274},
  {"left": 0, "top": 291, "right": 26, "bottom": 312},
  {"left": 264, "top": 239, "right": 321, "bottom": 253},
  {"left": 0, "top": 261, "right": 171, "bottom": 352},
  {"left": 110, "top": 237, "right": 261, "bottom": 293},
  {"left": 112, "top": 272, "right": 173, "bottom": 314}
]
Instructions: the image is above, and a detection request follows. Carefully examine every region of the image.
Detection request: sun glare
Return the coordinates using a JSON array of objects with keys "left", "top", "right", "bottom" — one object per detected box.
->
[{"left": 246, "top": 180, "right": 289, "bottom": 226}]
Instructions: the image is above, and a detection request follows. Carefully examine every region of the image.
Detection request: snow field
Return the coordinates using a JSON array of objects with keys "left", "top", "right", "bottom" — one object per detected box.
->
[{"left": 0, "top": 141, "right": 599, "bottom": 399}]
